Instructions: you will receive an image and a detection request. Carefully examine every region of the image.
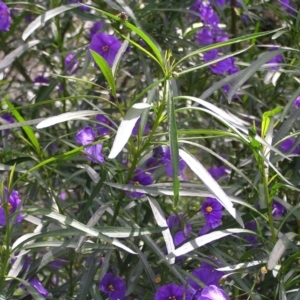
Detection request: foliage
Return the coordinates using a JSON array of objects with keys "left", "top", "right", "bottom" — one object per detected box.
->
[{"left": 0, "top": 0, "right": 300, "bottom": 299}]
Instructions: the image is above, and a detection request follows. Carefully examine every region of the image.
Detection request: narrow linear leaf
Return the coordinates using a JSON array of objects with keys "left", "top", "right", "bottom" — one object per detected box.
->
[
  {"left": 108, "top": 103, "right": 151, "bottom": 159},
  {"left": 22, "top": 4, "right": 81, "bottom": 40},
  {"left": 5, "top": 99, "right": 41, "bottom": 155},
  {"left": 90, "top": 50, "right": 116, "bottom": 98},
  {"left": 179, "top": 149, "right": 243, "bottom": 227},
  {"left": 36, "top": 110, "right": 99, "bottom": 129},
  {"left": 0, "top": 40, "right": 40, "bottom": 71}
]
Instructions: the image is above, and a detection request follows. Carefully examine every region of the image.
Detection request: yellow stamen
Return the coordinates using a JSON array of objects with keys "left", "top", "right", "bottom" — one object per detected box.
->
[{"left": 205, "top": 206, "right": 213, "bottom": 213}]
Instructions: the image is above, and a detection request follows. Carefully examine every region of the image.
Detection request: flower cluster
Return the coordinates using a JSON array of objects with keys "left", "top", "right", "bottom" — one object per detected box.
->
[{"left": 190, "top": 0, "right": 239, "bottom": 96}]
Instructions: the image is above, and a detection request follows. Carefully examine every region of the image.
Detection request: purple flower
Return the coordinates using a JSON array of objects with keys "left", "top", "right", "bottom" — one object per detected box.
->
[
  {"left": 64, "top": 53, "right": 79, "bottom": 74},
  {"left": 89, "top": 32, "right": 122, "bottom": 67},
  {"left": 245, "top": 221, "right": 258, "bottom": 246},
  {"left": 145, "top": 146, "right": 166, "bottom": 173},
  {"left": 126, "top": 168, "right": 153, "bottom": 198},
  {"left": 96, "top": 114, "right": 115, "bottom": 136},
  {"left": 203, "top": 50, "right": 234, "bottom": 75},
  {"left": 201, "top": 198, "right": 222, "bottom": 224},
  {"left": 280, "top": 0, "right": 296, "bottom": 14},
  {"left": 0, "top": 2, "right": 11, "bottom": 31},
  {"left": 76, "top": 127, "right": 104, "bottom": 163},
  {"left": 28, "top": 278, "right": 49, "bottom": 297},
  {"left": 199, "top": 5, "right": 219, "bottom": 27},
  {"left": 207, "top": 166, "right": 227, "bottom": 180},
  {"left": 198, "top": 285, "right": 229, "bottom": 300},
  {"left": 34, "top": 75, "right": 50, "bottom": 85},
  {"left": 198, "top": 221, "right": 221, "bottom": 236},
  {"left": 167, "top": 213, "right": 193, "bottom": 246},
  {"left": 293, "top": 96, "right": 300, "bottom": 107},
  {"left": 0, "top": 113, "right": 14, "bottom": 137},
  {"left": 272, "top": 200, "right": 285, "bottom": 217},
  {"left": 212, "top": 28, "right": 228, "bottom": 43},
  {"left": 0, "top": 188, "right": 23, "bottom": 226},
  {"left": 154, "top": 283, "right": 192, "bottom": 300},
  {"left": 267, "top": 52, "right": 283, "bottom": 71},
  {"left": 100, "top": 273, "right": 126, "bottom": 300},
  {"left": 280, "top": 137, "right": 300, "bottom": 154},
  {"left": 195, "top": 28, "right": 214, "bottom": 45},
  {"left": 188, "top": 262, "right": 224, "bottom": 297},
  {"left": 90, "top": 22, "right": 105, "bottom": 39},
  {"left": 67, "top": 0, "right": 91, "bottom": 12},
  {"left": 131, "top": 118, "right": 150, "bottom": 136},
  {"left": 162, "top": 147, "right": 186, "bottom": 177}
]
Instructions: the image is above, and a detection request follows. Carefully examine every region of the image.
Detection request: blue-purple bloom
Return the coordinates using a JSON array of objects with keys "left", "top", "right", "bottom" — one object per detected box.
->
[
  {"left": 0, "top": 2, "right": 11, "bottom": 31},
  {"left": 90, "top": 22, "right": 104, "bottom": 39},
  {"left": 207, "top": 166, "right": 227, "bottom": 180},
  {"left": 293, "top": 96, "right": 300, "bottom": 107},
  {"left": 167, "top": 213, "right": 193, "bottom": 246},
  {"left": 162, "top": 147, "right": 186, "bottom": 177},
  {"left": 272, "top": 200, "right": 285, "bottom": 217},
  {"left": 28, "top": 278, "right": 49, "bottom": 297},
  {"left": 198, "top": 221, "right": 221, "bottom": 236},
  {"left": 154, "top": 283, "right": 192, "bottom": 300},
  {"left": 201, "top": 198, "right": 222, "bottom": 224},
  {"left": 198, "top": 285, "right": 229, "bottom": 300},
  {"left": 126, "top": 168, "right": 153, "bottom": 198},
  {"left": 188, "top": 261, "right": 224, "bottom": 296},
  {"left": 34, "top": 75, "right": 50, "bottom": 85},
  {"left": 67, "top": 0, "right": 91, "bottom": 12},
  {"left": 0, "top": 113, "right": 14, "bottom": 137},
  {"left": 89, "top": 32, "right": 122, "bottom": 67},
  {"left": 0, "top": 188, "right": 23, "bottom": 226},
  {"left": 267, "top": 51, "right": 283, "bottom": 71},
  {"left": 76, "top": 127, "right": 104, "bottom": 163},
  {"left": 280, "top": 137, "right": 300, "bottom": 154},
  {"left": 96, "top": 114, "right": 115, "bottom": 136},
  {"left": 64, "top": 53, "right": 79, "bottom": 74},
  {"left": 245, "top": 221, "right": 258, "bottom": 246},
  {"left": 100, "top": 273, "right": 126, "bottom": 300},
  {"left": 145, "top": 146, "right": 165, "bottom": 173},
  {"left": 131, "top": 118, "right": 150, "bottom": 136},
  {"left": 199, "top": 5, "right": 219, "bottom": 27},
  {"left": 195, "top": 28, "right": 214, "bottom": 45}
]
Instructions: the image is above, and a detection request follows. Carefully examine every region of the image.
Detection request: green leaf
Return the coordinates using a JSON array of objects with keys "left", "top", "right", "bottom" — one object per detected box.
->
[
  {"left": 0, "top": 40, "right": 40, "bottom": 71},
  {"left": 90, "top": 50, "right": 116, "bottom": 98},
  {"left": 5, "top": 98, "right": 41, "bottom": 156},
  {"left": 167, "top": 80, "right": 180, "bottom": 207},
  {"left": 22, "top": 4, "right": 81, "bottom": 40},
  {"left": 261, "top": 107, "right": 283, "bottom": 138}
]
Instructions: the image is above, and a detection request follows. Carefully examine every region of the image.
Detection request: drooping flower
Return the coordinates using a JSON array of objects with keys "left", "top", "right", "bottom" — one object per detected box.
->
[
  {"left": 67, "top": 0, "right": 91, "bottom": 12},
  {"left": 198, "top": 220, "right": 221, "bottom": 236},
  {"left": 131, "top": 118, "right": 150, "bottom": 136},
  {"left": 100, "top": 273, "right": 126, "bottom": 300},
  {"left": 0, "top": 188, "right": 23, "bottom": 226},
  {"left": 188, "top": 262, "right": 225, "bottom": 298},
  {"left": 96, "top": 114, "right": 115, "bottom": 136},
  {"left": 89, "top": 32, "right": 122, "bottom": 67},
  {"left": 34, "top": 75, "right": 50, "bottom": 85},
  {"left": 0, "top": 113, "right": 14, "bottom": 138},
  {"left": 267, "top": 51, "right": 283, "bottom": 71},
  {"left": 0, "top": 2, "right": 11, "bottom": 32},
  {"left": 167, "top": 213, "right": 193, "bottom": 246},
  {"left": 75, "top": 127, "right": 104, "bottom": 163},
  {"left": 201, "top": 198, "right": 222, "bottom": 224},
  {"left": 126, "top": 168, "right": 153, "bottom": 198},
  {"left": 162, "top": 147, "right": 186, "bottom": 177},
  {"left": 207, "top": 166, "right": 227, "bottom": 180},
  {"left": 245, "top": 221, "right": 258, "bottom": 246},
  {"left": 293, "top": 96, "right": 300, "bottom": 107},
  {"left": 272, "top": 200, "right": 285, "bottom": 217},
  {"left": 154, "top": 283, "right": 192, "bottom": 300},
  {"left": 90, "top": 22, "right": 105, "bottom": 39},
  {"left": 64, "top": 53, "right": 79, "bottom": 74},
  {"left": 280, "top": 137, "right": 300, "bottom": 154},
  {"left": 28, "top": 278, "right": 49, "bottom": 297},
  {"left": 197, "top": 285, "right": 229, "bottom": 300}
]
